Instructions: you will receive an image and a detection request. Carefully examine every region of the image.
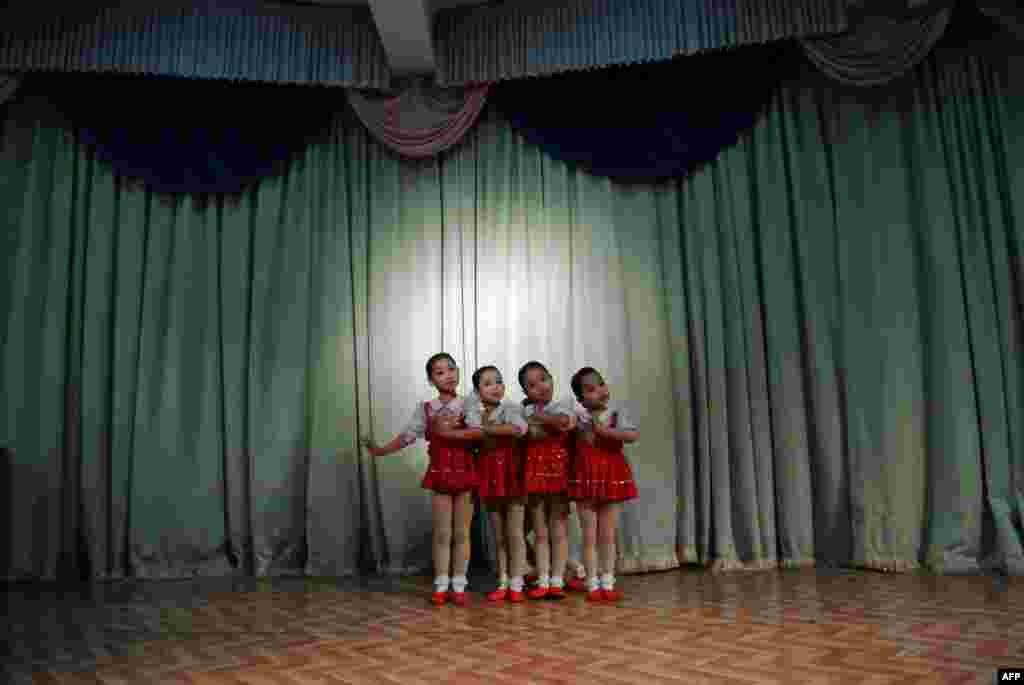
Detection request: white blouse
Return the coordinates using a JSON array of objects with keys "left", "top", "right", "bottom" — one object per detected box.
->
[
  {"left": 522, "top": 398, "right": 577, "bottom": 440},
  {"left": 465, "top": 398, "right": 528, "bottom": 436},
  {"left": 574, "top": 400, "right": 639, "bottom": 440},
  {"left": 398, "top": 396, "right": 466, "bottom": 447},
  {"left": 522, "top": 398, "right": 577, "bottom": 420}
]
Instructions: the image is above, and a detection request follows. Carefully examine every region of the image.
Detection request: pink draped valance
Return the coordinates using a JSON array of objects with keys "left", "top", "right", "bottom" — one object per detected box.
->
[{"left": 346, "top": 81, "right": 489, "bottom": 159}]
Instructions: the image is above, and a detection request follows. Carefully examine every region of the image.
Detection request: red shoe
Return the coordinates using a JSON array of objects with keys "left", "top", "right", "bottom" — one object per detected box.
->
[
  {"left": 525, "top": 574, "right": 539, "bottom": 586},
  {"left": 601, "top": 588, "right": 623, "bottom": 602},
  {"left": 431, "top": 591, "right": 448, "bottom": 606},
  {"left": 486, "top": 588, "right": 508, "bottom": 602},
  {"left": 586, "top": 589, "right": 604, "bottom": 602},
  {"left": 547, "top": 586, "right": 566, "bottom": 600},
  {"left": 449, "top": 591, "right": 469, "bottom": 607},
  {"left": 566, "top": 577, "right": 587, "bottom": 592},
  {"left": 527, "top": 586, "right": 549, "bottom": 599},
  {"left": 508, "top": 590, "right": 526, "bottom": 603}
]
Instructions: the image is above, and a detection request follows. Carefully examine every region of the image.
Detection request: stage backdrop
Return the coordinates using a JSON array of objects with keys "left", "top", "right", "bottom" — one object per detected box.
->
[{"left": 0, "top": 35, "right": 1021, "bottom": 581}]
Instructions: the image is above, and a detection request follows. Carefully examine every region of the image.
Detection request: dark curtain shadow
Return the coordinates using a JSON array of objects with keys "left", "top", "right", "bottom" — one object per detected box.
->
[
  {"left": 469, "top": 496, "right": 492, "bottom": 574},
  {"left": 0, "top": 447, "right": 10, "bottom": 581}
]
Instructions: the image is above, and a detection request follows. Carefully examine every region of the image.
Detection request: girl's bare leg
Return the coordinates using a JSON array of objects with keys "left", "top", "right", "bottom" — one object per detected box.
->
[
  {"left": 597, "top": 502, "right": 621, "bottom": 580},
  {"left": 530, "top": 497, "right": 550, "bottom": 583},
  {"left": 505, "top": 498, "right": 527, "bottom": 582},
  {"left": 451, "top": 490, "right": 475, "bottom": 586},
  {"left": 431, "top": 494, "right": 454, "bottom": 590},
  {"left": 578, "top": 500, "right": 598, "bottom": 588},
  {"left": 568, "top": 502, "right": 586, "bottom": 581},
  {"left": 524, "top": 514, "right": 536, "bottom": 576},
  {"left": 548, "top": 495, "right": 570, "bottom": 585}
]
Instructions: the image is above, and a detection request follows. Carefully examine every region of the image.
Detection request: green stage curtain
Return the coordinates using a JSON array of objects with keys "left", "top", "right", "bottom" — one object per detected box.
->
[{"left": 1, "top": 36, "right": 1021, "bottom": 581}]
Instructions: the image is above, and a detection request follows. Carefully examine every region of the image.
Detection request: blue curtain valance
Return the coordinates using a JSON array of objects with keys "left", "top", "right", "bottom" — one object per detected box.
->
[
  {"left": 39, "top": 71, "right": 342, "bottom": 195},
  {"left": 493, "top": 42, "right": 791, "bottom": 182},
  {"left": 434, "top": 0, "right": 848, "bottom": 85},
  {"left": 0, "top": 0, "right": 391, "bottom": 88}
]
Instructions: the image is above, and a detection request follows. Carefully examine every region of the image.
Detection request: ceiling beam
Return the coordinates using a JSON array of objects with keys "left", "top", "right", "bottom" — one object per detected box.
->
[{"left": 366, "top": 0, "right": 436, "bottom": 76}]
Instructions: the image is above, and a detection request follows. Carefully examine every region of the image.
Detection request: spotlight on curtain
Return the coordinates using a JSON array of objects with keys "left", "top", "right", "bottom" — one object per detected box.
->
[
  {"left": 42, "top": 71, "right": 341, "bottom": 195},
  {"left": 346, "top": 79, "right": 489, "bottom": 159},
  {"left": 800, "top": 0, "right": 953, "bottom": 86},
  {"left": 493, "top": 43, "right": 789, "bottom": 182}
]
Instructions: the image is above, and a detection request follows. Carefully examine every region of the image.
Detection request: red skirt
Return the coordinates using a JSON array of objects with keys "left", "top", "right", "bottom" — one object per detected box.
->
[
  {"left": 523, "top": 435, "right": 571, "bottom": 494},
  {"left": 568, "top": 440, "right": 637, "bottom": 502},
  {"left": 421, "top": 442, "right": 478, "bottom": 494},
  {"left": 477, "top": 436, "right": 525, "bottom": 501}
]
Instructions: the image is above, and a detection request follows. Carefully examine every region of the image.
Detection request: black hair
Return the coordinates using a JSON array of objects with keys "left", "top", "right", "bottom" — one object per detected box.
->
[
  {"left": 425, "top": 353, "right": 457, "bottom": 382},
  {"left": 471, "top": 365, "right": 501, "bottom": 392},
  {"left": 570, "top": 367, "right": 604, "bottom": 401},
  {"left": 517, "top": 360, "right": 550, "bottom": 406}
]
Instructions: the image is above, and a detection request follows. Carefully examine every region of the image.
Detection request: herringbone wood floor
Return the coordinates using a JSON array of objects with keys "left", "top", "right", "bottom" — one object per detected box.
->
[{"left": 2, "top": 569, "right": 1018, "bottom": 684}]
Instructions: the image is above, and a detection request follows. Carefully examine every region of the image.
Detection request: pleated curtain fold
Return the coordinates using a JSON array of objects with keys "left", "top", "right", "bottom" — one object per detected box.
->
[
  {"left": 976, "top": 0, "right": 1024, "bottom": 38},
  {"left": 0, "top": 72, "right": 20, "bottom": 105},
  {"left": 800, "top": 0, "right": 954, "bottom": 86}
]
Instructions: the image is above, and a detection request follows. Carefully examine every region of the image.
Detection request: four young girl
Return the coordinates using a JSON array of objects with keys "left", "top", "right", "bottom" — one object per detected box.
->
[{"left": 364, "top": 353, "right": 638, "bottom": 607}]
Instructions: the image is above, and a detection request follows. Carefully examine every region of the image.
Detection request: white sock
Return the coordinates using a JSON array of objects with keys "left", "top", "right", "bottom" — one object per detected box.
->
[
  {"left": 434, "top": 575, "right": 451, "bottom": 592},
  {"left": 497, "top": 574, "right": 509, "bottom": 590},
  {"left": 587, "top": 576, "right": 601, "bottom": 592},
  {"left": 599, "top": 573, "right": 615, "bottom": 590},
  {"left": 537, "top": 574, "right": 550, "bottom": 589},
  {"left": 451, "top": 575, "right": 468, "bottom": 593},
  {"left": 550, "top": 575, "right": 564, "bottom": 589},
  {"left": 510, "top": 576, "right": 524, "bottom": 592}
]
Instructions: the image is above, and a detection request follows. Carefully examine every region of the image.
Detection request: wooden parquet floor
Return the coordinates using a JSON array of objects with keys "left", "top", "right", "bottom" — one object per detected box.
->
[{"left": 2, "top": 569, "right": 1019, "bottom": 684}]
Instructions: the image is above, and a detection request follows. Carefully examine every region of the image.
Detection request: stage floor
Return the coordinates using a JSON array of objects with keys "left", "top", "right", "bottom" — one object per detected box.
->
[{"left": 2, "top": 568, "right": 1018, "bottom": 684}]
